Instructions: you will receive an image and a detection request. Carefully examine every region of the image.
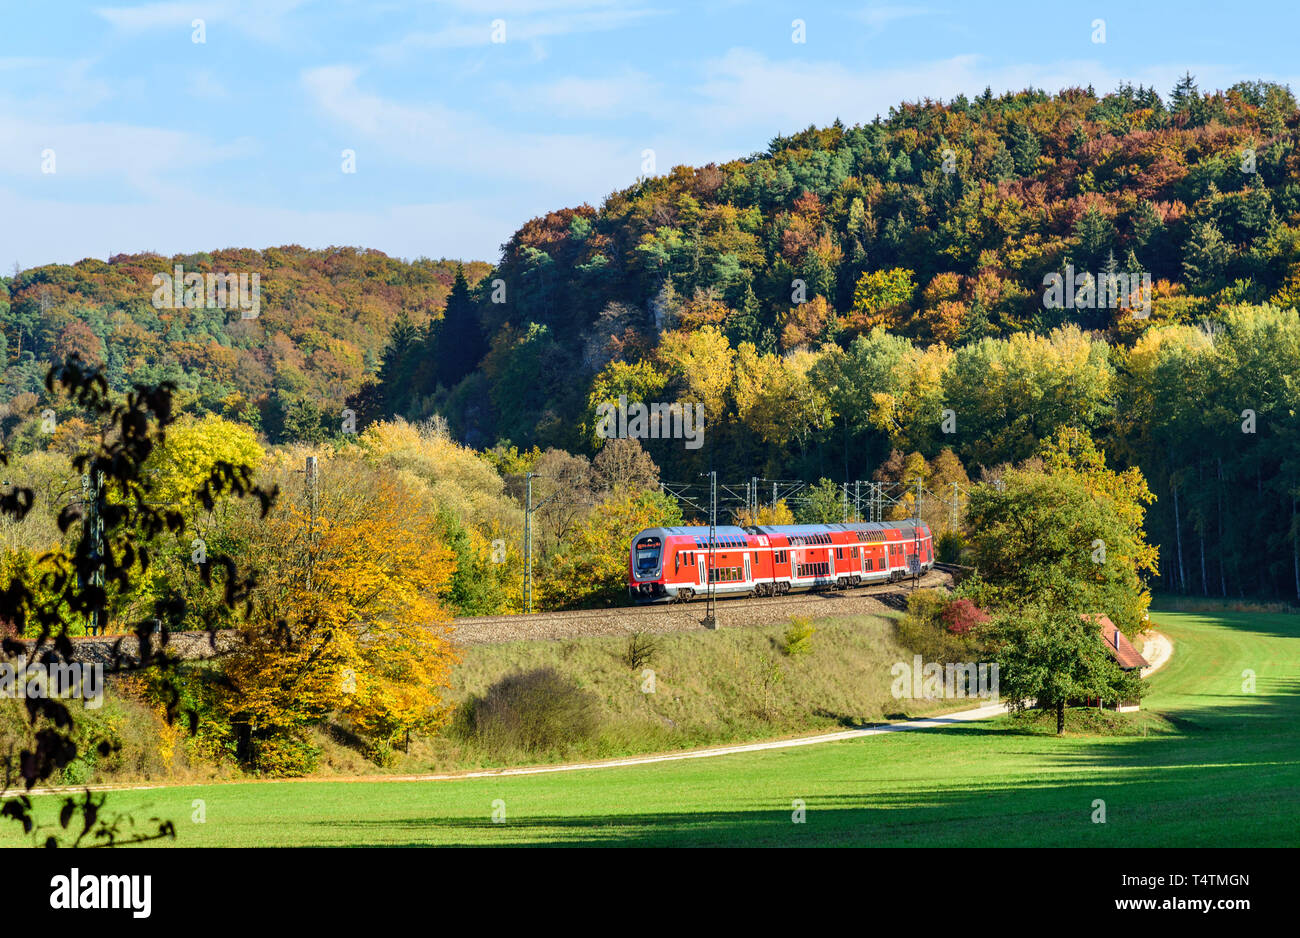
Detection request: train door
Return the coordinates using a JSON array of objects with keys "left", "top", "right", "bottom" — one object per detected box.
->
[
  {"left": 697, "top": 556, "right": 706, "bottom": 587},
  {"left": 744, "top": 553, "right": 752, "bottom": 583}
]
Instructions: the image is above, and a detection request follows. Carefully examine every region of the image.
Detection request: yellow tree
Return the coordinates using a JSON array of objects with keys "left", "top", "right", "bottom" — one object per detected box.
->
[
  {"left": 537, "top": 489, "right": 683, "bottom": 609},
  {"left": 733, "top": 500, "right": 795, "bottom": 526},
  {"left": 224, "top": 461, "right": 458, "bottom": 764},
  {"left": 146, "top": 413, "right": 264, "bottom": 512},
  {"left": 656, "top": 325, "right": 735, "bottom": 421}
]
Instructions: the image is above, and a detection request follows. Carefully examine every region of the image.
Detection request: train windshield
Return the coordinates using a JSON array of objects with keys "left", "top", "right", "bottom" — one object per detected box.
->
[{"left": 634, "top": 536, "right": 662, "bottom": 576}]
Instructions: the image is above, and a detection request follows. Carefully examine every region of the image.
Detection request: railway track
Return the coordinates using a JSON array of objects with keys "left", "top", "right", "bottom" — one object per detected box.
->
[
  {"left": 452, "top": 567, "right": 955, "bottom": 645},
  {"left": 19, "top": 567, "right": 963, "bottom": 660}
]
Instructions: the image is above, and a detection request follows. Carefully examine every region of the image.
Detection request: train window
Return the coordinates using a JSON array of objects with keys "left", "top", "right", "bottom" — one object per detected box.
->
[{"left": 634, "top": 537, "right": 661, "bottom": 576}]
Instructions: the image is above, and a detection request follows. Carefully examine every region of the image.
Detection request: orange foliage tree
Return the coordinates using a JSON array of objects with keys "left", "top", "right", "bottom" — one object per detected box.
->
[{"left": 222, "top": 459, "right": 458, "bottom": 765}]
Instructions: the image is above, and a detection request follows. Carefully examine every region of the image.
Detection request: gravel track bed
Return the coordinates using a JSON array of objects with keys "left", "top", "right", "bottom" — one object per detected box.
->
[
  {"left": 452, "top": 569, "right": 953, "bottom": 645},
  {"left": 13, "top": 571, "right": 954, "bottom": 660}
]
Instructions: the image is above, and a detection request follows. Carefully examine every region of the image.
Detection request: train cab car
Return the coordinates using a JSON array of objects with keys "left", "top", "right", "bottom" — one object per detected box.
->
[{"left": 629, "top": 520, "right": 934, "bottom": 605}]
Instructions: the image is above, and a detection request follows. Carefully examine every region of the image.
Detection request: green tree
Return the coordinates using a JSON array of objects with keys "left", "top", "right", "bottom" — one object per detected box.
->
[
  {"left": 1182, "top": 220, "right": 1230, "bottom": 292},
  {"left": 795, "top": 478, "right": 844, "bottom": 523},
  {"left": 989, "top": 605, "right": 1145, "bottom": 734},
  {"left": 435, "top": 264, "right": 487, "bottom": 390},
  {"left": 965, "top": 456, "right": 1154, "bottom": 632}
]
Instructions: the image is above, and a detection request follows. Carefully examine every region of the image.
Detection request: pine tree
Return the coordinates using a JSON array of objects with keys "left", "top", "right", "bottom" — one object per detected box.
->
[
  {"left": 1182, "top": 220, "right": 1230, "bottom": 291},
  {"left": 726, "top": 280, "right": 761, "bottom": 346},
  {"left": 377, "top": 311, "right": 418, "bottom": 417},
  {"left": 1007, "top": 120, "right": 1041, "bottom": 175},
  {"left": 989, "top": 143, "right": 1015, "bottom": 182},
  {"left": 435, "top": 264, "right": 487, "bottom": 390},
  {"left": 1170, "top": 73, "right": 1199, "bottom": 112},
  {"left": 1072, "top": 208, "right": 1116, "bottom": 270}
]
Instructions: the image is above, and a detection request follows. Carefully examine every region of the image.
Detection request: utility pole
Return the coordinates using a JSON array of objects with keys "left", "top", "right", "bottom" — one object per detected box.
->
[
  {"left": 703, "top": 470, "right": 717, "bottom": 629},
  {"left": 751, "top": 475, "right": 758, "bottom": 520},
  {"left": 841, "top": 482, "right": 848, "bottom": 522},
  {"left": 854, "top": 480, "right": 860, "bottom": 522},
  {"left": 524, "top": 472, "right": 536, "bottom": 615},
  {"left": 913, "top": 477, "right": 922, "bottom": 589},
  {"left": 81, "top": 469, "right": 104, "bottom": 635},
  {"left": 304, "top": 456, "right": 318, "bottom": 592},
  {"left": 950, "top": 481, "right": 960, "bottom": 535}
]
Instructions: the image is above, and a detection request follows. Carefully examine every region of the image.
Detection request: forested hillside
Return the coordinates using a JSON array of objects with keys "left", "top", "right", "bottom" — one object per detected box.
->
[
  {"left": 0, "top": 246, "right": 491, "bottom": 441},
  {"left": 3, "top": 76, "right": 1299, "bottom": 600},
  {"left": 369, "top": 77, "right": 1298, "bottom": 599}
]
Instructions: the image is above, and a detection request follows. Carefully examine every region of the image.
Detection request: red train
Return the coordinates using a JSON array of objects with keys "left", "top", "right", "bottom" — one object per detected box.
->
[{"left": 628, "top": 521, "right": 934, "bottom": 604}]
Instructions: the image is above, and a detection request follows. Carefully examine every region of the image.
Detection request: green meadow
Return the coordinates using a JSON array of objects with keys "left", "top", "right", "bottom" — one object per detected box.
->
[{"left": 3, "top": 608, "right": 1296, "bottom": 847}]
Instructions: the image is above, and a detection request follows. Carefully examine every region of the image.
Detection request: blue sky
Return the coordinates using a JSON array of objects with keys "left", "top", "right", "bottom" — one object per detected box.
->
[{"left": 2, "top": 0, "right": 1297, "bottom": 273}]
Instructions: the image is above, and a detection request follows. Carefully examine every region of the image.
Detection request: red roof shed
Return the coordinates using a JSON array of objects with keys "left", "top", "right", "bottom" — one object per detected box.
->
[{"left": 1084, "top": 614, "right": 1149, "bottom": 671}]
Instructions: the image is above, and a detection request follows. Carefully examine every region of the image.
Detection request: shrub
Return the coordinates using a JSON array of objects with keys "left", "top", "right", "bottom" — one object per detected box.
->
[
  {"left": 897, "top": 589, "right": 984, "bottom": 662},
  {"left": 622, "top": 631, "right": 659, "bottom": 670},
  {"left": 936, "top": 531, "right": 964, "bottom": 564},
  {"left": 942, "top": 598, "right": 991, "bottom": 636},
  {"left": 905, "top": 588, "right": 948, "bottom": 625},
  {"left": 253, "top": 733, "right": 321, "bottom": 777},
  {"left": 781, "top": 618, "right": 816, "bottom": 657},
  {"left": 470, "top": 667, "right": 600, "bottom": 755}
]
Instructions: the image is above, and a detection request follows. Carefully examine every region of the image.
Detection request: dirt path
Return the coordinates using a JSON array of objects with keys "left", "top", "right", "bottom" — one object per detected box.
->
[
  {"left": 1140, "top": 630, "right": 1173, "bottom": 677},
  {"left": 20, "top": 701, "right": 1008, "bottom": 796}
]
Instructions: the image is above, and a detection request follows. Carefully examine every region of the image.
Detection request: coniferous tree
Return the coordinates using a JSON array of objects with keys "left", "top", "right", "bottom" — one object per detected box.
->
[
  {"left": 435, "top": 265, "right": 487, "bottom": 390},
  {"left": 1072, "top": 207, "right": 1116, "bottom": 270},
  {"left": 378, "top": 310, "right": 419, "bottom": 417},
  {"left": 1182, "top": 220, "right": 1230, "bottom": 291},
  {"left": 1007, "top": 120, "right": 1041, "bottom": 175}
]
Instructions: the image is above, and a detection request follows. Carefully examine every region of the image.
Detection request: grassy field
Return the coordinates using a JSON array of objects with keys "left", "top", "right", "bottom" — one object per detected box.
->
[{"left": 3, "top": 607, "right": 1297, "bottom": 846}]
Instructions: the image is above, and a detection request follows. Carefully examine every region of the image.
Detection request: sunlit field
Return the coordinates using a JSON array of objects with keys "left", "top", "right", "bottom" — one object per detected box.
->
[{"left": 5, "top": 608, "right": 1295, "bottom": 847}]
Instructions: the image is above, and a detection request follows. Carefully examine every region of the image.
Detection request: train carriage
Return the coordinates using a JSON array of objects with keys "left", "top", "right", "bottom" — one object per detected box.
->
[{"left": 629, "top": 521, "right": 934, "bottom": 604}]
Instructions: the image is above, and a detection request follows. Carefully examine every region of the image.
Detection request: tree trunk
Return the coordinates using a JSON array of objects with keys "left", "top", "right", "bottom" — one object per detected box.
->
[
  {"left": 1172, "top": 482, "right": 1186, "bottom": 592},
  {"left": 1056, "top": 700, "right": 1065, "bottom": 735},
  {"left": 1199, "top": 530, "right": 1207, "bottom": 596},
  {"left": 1217, "top": 458, "right": 1227, "bottom": 597}
]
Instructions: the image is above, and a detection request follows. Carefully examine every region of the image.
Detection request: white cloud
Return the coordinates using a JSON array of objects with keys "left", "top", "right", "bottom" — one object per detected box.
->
[
  {"left": 300, "top": 64, "right": 636, "bottom": 195},
  {"left": 506, "top": 69, "right": 667, "bottom": 119},
  {"left": 187, "top": 69, "right": 230, "bottom": 100},
  {"left": 853, "top": 4, "right": 933, "bottom": 34},
  {"left": 373, "top": 3, "right": 657, "bottom": 59},
  {"left": 96, "top": 0, "right": 311, "bottom": 42},
  {"left": 0, "top": 114, "right": 256, "bottom": 188},
  {"left": 689, "top": 49, "right": 1288, "bottom": 139}
]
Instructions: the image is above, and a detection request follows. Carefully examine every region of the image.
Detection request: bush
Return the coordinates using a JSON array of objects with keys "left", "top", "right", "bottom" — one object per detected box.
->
[
  {"left": 897, "top": 589, "right": 984, "bottom": 662},
  {"left": 905, "top": 588, "right": 948, "bottom": 625},
  {"left": 622, "top": 631, "right": 659, "bottom": 670},
  {"left": 253, "top": 732, "right": 321, "bottom": 777},
  {"left": 469, "top": 667, "right": 600, "bottom": 756},
  {"left": 936, "top": 531, "right": 964, "bottom": 564},
  {"left": 780, "top": 618, "right": 816, "bottom": 657},
  {"left": 942, "top": 598, "right": 991, "bottom": 636}
]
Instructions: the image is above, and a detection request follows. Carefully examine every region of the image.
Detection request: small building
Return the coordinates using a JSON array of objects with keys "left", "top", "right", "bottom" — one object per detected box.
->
[{"left": 1084, "top": 614, "right": 1148, "bottom": 712}]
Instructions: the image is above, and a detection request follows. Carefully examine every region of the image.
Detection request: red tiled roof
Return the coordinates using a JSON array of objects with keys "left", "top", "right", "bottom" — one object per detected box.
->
[{"left": 1083, "top": 614, "right": 1148, "bottom": 670}]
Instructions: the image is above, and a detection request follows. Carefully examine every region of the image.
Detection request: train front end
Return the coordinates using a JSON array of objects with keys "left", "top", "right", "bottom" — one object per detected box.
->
[{"left": 628, "top": 528, "right": 672, "bottom": 603}]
